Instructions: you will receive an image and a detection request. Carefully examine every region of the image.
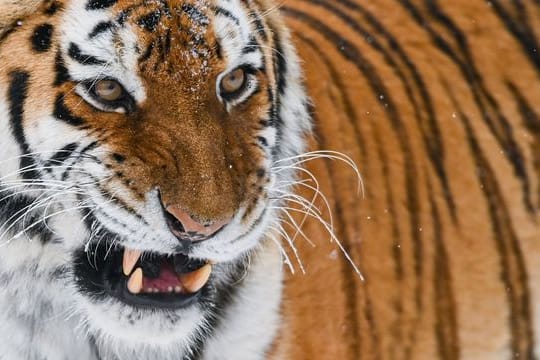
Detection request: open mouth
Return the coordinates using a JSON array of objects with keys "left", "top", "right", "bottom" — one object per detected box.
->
[{"left": 74, "top": 243, "right": 213, "bottom": 310}]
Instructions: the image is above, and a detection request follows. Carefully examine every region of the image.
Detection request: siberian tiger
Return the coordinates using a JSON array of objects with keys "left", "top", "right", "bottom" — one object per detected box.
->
[
  {"left": 0, "top": 1, "right": 539, "bottom": 360},
  {"left": 0, "top": 0, "right": 309, "bottom": 359}
]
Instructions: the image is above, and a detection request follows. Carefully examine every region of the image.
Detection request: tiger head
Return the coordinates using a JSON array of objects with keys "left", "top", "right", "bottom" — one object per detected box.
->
[{"left": 0, "top": 0, "right": 310, "bottom": 354}]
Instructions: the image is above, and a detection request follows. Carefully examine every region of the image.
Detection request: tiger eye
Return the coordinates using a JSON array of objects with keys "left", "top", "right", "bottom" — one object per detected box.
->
[
  {"left": 221, "top": 68, "right": 246, "bottom": 94},
  {"left": 95, "top": 80, "right": 123, "bottom": 102}
]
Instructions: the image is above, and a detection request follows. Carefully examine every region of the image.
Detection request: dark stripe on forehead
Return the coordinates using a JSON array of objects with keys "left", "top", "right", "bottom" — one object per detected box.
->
[
  {"left": 245, "top": 2, "right": 268, "bottom": 42},
  {"left": 89, "top": 21, "right": 114, "bottom": 39},
  {"left": 86, "top": 0, "right": 118, "bottom": 10},
  {"left": 137, "top": 11, "right": 162, "bottom": 32},
  {"left": 68, "top": 42, "right": 106, "bottom": 65},
  {"left": 182, "top": 3, "right": 210, "bottom": 26},
  {"left": 31, "top": 23, "right": 54, "bottom": 53},
  {"left": 215, "top": 7, "right": 240, "bottom": 25},
  {"left": 7, "top": 71, "right": 39, "bottom": 180},
  {"left": 54, "top": 94, "right": 85, "bottom": 126}
]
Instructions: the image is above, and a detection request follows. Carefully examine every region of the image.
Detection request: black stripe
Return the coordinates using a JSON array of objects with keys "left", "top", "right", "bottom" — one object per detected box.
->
[
  {"left": 215, "top": 7, "right": 240, "bottom": 25},
  {"left": 272, "top": 31, "right": 287, "bottom": 96},
  {"left": 61, "top": 141, "right": 99, "bottom": 181},
  {"left": 0, "top": 21, "right": 22, "bottom": 44},
  {"left": 53, "top": 94, "right": 85, "bottom": 126},
  {"left": 89, "top": 21, "right": 114, "bottom": 39},
  {"left": 139, "top": 42, "right": 155, "bottom": 64},
  {"left": 507, "top": 81, "right": 540, "bottom": 207},
  {"left": 296, "top": 34, "right": 369, "bottom": 175},
  {"left": 248, "top": 9, "right": 268, "bottom": 41},
  {"left": 310, "top": 112, "right": 365, "bottom": 358},
  {"left": 47, "top": 143, "right": 79, "bottom": 166},
  {"left": 86, "top": 0, "right": 117, "bottom": 10},
  {"left": 137, "top": 11, "right": 161, "bottom": 32},
  {"left": 181, "top": 3, "right": 210, "bottom": 26},
  {"left": 489, "top": 0, "right": 540, "bottom": 71},
  {"left": 68, "top": 42, "right": 106, "bottom": 65},
  {"left": 31, "top": 23, "right": 54, "bottom": 53},
  {"left": 7, "top": 71, "right": 39, "bottom": 180},
  {"left": 283, "top": 4, "right": 424, "bottom": 314},
  {"left": 399, "top": 0, "right": 534, "bottom": 214},
  {"left": 256, "top": 136, "right": 268, "bottom": 147},
  {"left": 428, "top": 177, "right": 459, "bottom": 359},
  {"left": 54, "top": 51, "right": 71, "bottom": 86},
  {"left": 242, "top": 37, "right": 260, "bottom": 54},
  {"left": 446, "top": 84, "right": 534, "bottom": 359},
  {"left": 44, "top": 1, "right": 62, "bottom": 15},
  {"left": 330, "top": 0, "right": 456, "bottom": 222}
]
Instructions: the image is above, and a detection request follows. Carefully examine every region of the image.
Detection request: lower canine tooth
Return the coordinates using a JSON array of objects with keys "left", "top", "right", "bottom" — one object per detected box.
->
[
  {"left": 180, "top": 264, "right": 212, "bottom": 293},
  {"left": 127, "top": 268, "right": 143, "bottom": 294}
]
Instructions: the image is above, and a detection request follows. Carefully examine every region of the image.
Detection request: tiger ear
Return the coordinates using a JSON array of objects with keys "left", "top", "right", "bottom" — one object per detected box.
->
[{"left": 0, "top": 0, "right": 43, "bottom": 36}]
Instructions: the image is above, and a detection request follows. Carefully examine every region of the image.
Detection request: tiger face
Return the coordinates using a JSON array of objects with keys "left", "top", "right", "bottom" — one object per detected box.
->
[{"left": 0, "top": 0, "right": 309, "bottom": 356}]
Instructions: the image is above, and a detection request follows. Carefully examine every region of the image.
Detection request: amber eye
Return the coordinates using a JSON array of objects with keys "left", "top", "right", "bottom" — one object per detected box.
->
[
  {"left": 94, "top": 79, "right": 123, "bottom": 102},
  {"left": 220, "top": 68, "right": 247, "bottom": 95}
]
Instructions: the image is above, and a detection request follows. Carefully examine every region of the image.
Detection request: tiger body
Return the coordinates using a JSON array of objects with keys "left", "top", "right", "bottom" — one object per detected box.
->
[
  {"left": 1, "top": 0, "right": 540, "bottom": 359},
  {"left": 274, "top": 1, "right": 540, "bottom": 359}
]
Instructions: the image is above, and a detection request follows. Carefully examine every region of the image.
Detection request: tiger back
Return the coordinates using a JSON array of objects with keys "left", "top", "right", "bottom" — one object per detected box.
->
[{"left": 274, "top": 1, "right": 540, "bottom": 359}]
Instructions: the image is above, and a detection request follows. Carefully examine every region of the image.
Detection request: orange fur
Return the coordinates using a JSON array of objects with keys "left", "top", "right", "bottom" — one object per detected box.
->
[{"left": 274, "top": 1, "right": 540, "bottom": 359}]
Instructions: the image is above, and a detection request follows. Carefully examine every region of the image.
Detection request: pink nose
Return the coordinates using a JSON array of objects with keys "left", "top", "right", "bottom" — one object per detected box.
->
[{"left": 165, "top": 205, "right": 231, "bottom": 239}]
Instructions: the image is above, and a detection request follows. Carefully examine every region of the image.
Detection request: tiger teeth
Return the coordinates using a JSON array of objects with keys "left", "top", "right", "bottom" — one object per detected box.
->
[
  {"left": 179, "top": 264, "right": 212, "bottom": 293},
  {"left": 127, "top": 268, "right": 143, "bottom": 294},
  {"left": 123, "top": 248, "right": 142, "bottom": 276}
]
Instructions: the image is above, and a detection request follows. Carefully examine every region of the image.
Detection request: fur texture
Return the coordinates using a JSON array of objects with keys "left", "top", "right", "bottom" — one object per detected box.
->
[
  {"left": 272, "top": 1, "right": 540, "bottom": 359},
  {"left": 0, "top": 0, "right": 309, "bottom": 359}
]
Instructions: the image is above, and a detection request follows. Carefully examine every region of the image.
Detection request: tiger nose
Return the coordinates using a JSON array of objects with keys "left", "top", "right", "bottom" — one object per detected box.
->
[{"left": 164, "top": 205, "right": 231, "bottom": 241}]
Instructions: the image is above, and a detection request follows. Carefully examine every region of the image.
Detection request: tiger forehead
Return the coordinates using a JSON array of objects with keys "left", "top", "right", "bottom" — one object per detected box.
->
[{"left": 115, "top": 0, "right": 219, "bottom": 81}]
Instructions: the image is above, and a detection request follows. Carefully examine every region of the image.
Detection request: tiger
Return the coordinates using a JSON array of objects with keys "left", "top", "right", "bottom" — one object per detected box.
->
[
  {"left": 1, "top": 1, "right": 540, "bottom": 360},
  {"left": 0, "top": 0, "right": 311, "bottom": 359}
]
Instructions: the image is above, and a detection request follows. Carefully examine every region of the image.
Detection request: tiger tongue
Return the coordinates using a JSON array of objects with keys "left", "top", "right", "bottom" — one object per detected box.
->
[
  {"left": 141, "top": 263, "right": 213, "bottom": 294},
  {"left": 143, "top": 265, "right": 182, "bottom": 293}
]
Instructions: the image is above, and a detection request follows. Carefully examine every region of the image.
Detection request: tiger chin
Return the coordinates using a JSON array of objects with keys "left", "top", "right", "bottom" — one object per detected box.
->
[{"left": 0, "top": 0, "right": 310, "bottom": 359}]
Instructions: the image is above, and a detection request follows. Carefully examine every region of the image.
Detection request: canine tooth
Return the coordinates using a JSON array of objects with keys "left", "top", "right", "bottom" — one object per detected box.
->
[
  {"left": 127, "top": 268, "right": 143, "bottom": 294},
  {"left": 123, "top": 249, "right": 142, "bottom": 276},
  {"left": 180, "top": 264, "right": 212, "bottom": 293},
  {"left": 174, "top": 286, "right": 182, "bottom": 293},
  {"left": 168, "top": 286, "right": 173, "bottom": 293}
]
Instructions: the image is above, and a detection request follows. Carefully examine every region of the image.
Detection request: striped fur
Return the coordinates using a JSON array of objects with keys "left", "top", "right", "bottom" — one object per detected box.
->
[
  {"left": 0, "top": 0, "right": 310, "bottom": 359},
  {"left": 272, "top": 1, "right": 540, "bottom": 359}
]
